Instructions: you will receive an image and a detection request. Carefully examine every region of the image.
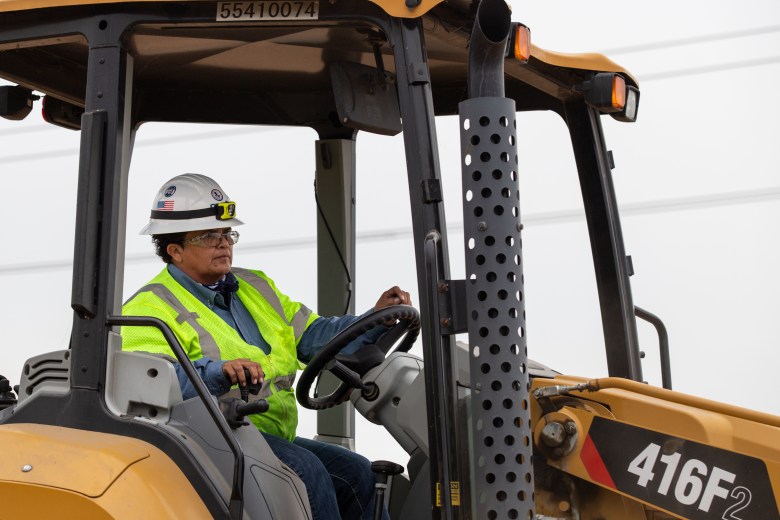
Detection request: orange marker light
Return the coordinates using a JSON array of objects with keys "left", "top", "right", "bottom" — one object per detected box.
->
[
  {"left": 612, "top": 75, "right": 626, "bottom": 110},
  {"left": 513, "top": 24, "right": 531, "bottom": 62}
]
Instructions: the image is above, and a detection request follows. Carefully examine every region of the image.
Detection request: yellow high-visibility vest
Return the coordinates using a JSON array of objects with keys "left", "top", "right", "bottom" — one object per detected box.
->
[{"left": 121, "top": 266, "right": 318, "bottom": 441}]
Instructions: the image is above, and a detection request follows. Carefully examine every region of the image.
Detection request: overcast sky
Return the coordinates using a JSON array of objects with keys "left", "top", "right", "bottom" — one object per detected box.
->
[{"left": 1, "top": 0, "right": 779, "bottom": 465}]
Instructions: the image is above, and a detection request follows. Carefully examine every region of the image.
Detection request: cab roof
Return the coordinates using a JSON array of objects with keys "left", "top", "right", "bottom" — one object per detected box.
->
[{"left": 0, "top": 0, "right": 637, "bottom": 127}]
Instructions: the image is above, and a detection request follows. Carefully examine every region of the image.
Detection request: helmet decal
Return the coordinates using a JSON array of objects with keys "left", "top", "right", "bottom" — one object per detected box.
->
[
  {"left": 211, "top": 189, "right": 224, "bottom": 201},
  {"left": 163, "top": 185, "right": 176, "bottom": 197},
  {"left": 156, "top": 200, "right": 174, "bottom": 210}
]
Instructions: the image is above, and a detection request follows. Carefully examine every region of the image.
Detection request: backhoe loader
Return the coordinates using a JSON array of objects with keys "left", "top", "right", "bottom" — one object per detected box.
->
[{"left": 0, "top": 0, "right": 778, "bottom": 519}]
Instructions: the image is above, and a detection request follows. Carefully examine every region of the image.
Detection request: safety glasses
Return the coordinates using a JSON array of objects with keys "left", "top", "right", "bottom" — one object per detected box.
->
[{"left": 184, "top": 230, "right": 240, "bottom": 247}]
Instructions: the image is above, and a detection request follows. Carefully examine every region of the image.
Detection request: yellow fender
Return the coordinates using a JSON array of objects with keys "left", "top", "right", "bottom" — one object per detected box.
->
[{"left": 0, "top": 423, "right": 212, "bottom": 519}]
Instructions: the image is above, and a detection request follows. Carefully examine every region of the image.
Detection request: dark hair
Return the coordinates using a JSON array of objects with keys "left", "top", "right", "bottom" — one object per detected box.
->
[{"left": 151, "top": 233, "right": 186, "bottom": 263}]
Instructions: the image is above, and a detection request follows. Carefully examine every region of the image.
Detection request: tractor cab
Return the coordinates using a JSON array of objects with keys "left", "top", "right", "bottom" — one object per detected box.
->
[{"left": 0, "top": 1, "right": 690, "bottom": 519}]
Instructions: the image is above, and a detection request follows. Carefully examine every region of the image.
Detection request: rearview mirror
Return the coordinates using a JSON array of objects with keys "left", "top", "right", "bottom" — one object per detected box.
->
[
  {"left": 331, "top": 61, "right": 402, "bottom": 136},
  {"left": 42, "top": 96, "right": 84, "bottom": 130}
]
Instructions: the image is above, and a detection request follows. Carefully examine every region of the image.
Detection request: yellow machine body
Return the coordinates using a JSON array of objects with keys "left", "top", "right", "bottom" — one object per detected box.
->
[
  {"left": 532, "top": 376, "right": 780, "bottom": 519},
  {"left": 0, "top": 423, "right": 212, "bottom": 519}
]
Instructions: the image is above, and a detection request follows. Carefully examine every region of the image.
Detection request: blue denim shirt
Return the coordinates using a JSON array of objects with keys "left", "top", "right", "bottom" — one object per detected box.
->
[{"left": 167, "top": 265, "right": 385, "bottom": 399}]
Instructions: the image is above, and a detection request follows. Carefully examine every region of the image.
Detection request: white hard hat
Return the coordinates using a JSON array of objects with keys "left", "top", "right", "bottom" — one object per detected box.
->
[{"left": 140, "top": 173, "right": 245, "bottom": 235}]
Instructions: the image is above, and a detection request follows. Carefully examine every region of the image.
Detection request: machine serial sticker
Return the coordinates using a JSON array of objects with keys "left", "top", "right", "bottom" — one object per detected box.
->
[
  {"left": 435, "top": 481, "right": 461, "bottom": 507},
  {"left": 581, "top": 417, "right": 779, "bottom": 520},
  {"left": 217, "top": 1, "right": 319, "bottom": 21}
]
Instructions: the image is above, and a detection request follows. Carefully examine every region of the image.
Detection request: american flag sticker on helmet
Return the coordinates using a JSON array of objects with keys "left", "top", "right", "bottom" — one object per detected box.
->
[{"left": 157, "top": 200, "right": 174, "bottom": 210}]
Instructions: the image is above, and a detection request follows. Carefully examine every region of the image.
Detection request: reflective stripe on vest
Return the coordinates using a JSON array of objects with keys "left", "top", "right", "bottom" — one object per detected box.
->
[
  {"left": 132, "top": 283, "right": 222, "bottom": 360},
  {"left": 222, "top": 372, "right": 297, "bottom": 402},
  {"left": 232, "top": 267, "right": 313, "bottom": 341},
  {"left": 132, "top": 280, "right": 299, "bottom": 402}
]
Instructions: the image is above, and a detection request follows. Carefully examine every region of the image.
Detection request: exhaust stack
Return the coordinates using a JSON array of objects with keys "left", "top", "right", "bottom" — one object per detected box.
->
[
  {"left": 468, "top": 0, "right": 512, "bottom": 98},
  {"left": 460, "top": 1, "right": 535, "bottom": 519}
]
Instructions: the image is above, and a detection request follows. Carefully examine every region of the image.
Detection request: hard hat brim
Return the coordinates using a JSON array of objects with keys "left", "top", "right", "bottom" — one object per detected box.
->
[{"left": 140, "top": 215, "right": 245, "bottom": 235}]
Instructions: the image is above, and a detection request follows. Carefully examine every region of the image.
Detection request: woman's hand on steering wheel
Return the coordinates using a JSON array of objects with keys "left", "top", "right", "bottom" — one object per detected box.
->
[{"left": 374, "top": 286, "right": 412, "bottom": 325}]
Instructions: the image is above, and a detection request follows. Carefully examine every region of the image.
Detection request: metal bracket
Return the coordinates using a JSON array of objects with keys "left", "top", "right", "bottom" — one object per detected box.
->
[
  {"left": 436, "top": 279, "right": 468, "bottom": 335},
  {"left": 421, "top": 178, "right": 442, "bottom": 203},
  {"left": 407, "top": 62, "right": 430, "bottom": 85}
]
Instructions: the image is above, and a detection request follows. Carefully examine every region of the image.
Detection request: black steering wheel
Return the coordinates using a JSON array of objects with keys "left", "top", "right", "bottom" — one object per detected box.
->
[{"left": 296, "top": 305, "right": 420, "bottom": 410}]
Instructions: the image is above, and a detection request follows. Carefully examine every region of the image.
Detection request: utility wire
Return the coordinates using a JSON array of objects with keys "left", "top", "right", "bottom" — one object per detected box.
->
[
  {"left": 601, "top": 25, "right": 780, "bottom": 56},
  {"left": 601, "top": 24, "right": 780, "bottom": 56},
  {"left": 0, "top": 126, "right": 269, "bottom": 165},
  {"left": 0, "top": 125, "right": 55, "bottom": 137},
  {"left": 522, "top": 185, "right": 780, "bottom": 225},
  {"left": 4, "top": 186, "right": 780, "bottom": 275},
  {"left": 640, "top": 54, "right": 780, "bottom": 82}
]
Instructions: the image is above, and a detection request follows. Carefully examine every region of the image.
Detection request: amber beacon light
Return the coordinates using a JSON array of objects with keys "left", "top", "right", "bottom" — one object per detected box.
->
[
  {"left": 584, "top": 72, "right": 640, "bottom": 123},
  {"left": 511, "top": 23, "right": 531, "bottom": 62}
]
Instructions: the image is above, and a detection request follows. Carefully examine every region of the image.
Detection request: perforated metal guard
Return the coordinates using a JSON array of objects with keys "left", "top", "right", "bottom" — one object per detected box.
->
[{"left": 459, "top": 97, "right": 534, "bottom": 519}]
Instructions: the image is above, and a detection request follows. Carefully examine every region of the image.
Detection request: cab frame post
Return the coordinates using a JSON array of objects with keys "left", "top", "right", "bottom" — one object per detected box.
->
[
  {"left": 315, "top": 135, "right": 359, "bottom": 449},
  {"left": 390, "top": 16, "right": 470, "bottom": 518}
]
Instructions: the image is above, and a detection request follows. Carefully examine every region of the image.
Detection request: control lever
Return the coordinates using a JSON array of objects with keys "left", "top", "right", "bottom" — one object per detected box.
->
[
  {"left": 371, "top": 460, "right": 405, "bottom": 520},
  {"left": 240, "top": 368, "right": 262, "bottom": 402},
  {"left": 325, "top": 360, "right": 379, "bottom": 401},
  {"left": 224, "top": 368, "right": 267, "bottom": 429},
  {"left": 225, "top": 399, "right": 269, "bottom": 429}
]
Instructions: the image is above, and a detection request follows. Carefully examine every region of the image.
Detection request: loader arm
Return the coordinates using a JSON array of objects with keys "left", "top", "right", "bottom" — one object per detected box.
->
[{"left": 530, "top": 376, "right": 780, "bottom": 520}]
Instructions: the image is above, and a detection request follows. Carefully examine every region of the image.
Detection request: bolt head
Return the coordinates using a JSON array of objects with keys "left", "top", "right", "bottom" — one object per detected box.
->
[{"left": 541, "top": 421, "right": 566, "bottom": 447}]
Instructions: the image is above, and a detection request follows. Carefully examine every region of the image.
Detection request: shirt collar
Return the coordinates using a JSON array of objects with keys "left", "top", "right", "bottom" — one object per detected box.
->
[{"left": 168, "top": 264, "right": 225, "bottom": 308}]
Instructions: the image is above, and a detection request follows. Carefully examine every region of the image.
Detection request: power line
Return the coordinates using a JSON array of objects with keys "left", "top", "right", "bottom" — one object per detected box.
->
[
  {"left": 523, "top": 185, "right": 780, "bottom": 225},
  {"left": 4, "top": 186, "right": 780, "bottom": 275},
  {"left": 0, "top": 126, "right": 270, "bottom": 165},
  {"left": 639, "top": 54, "right": 780, "bottom": 82},
  {"left": 601, "top": 24, "right": 780, "bottom": 55},
  {"left": 0, "top": 125, "right": 55, "bottom": 137}
]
